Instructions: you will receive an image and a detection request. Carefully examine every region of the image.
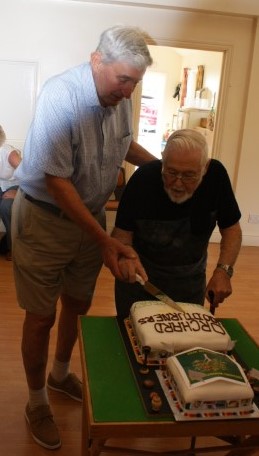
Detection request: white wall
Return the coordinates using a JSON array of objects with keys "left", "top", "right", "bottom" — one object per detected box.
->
[
  {"left": 1, "top": 0, "right": 259, "bottom": 246},
  {"left": 180, "top": 51, "right": 222, "bottom": 109},
  {"left": 235, "top": 22, "right": 259, "bottom": 246}
]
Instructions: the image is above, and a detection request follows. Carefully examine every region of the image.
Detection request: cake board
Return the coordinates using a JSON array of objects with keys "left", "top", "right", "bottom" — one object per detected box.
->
[
  {"left": 117, "top": 316, "right": 259, "bottom": 422},
  {"left": 117, "top": 316, "right": 172, "bottom": 417}
]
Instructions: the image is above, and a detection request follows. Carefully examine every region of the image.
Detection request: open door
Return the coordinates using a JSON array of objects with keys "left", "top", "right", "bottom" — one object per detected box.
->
[{"left": 137, "top": 46, "right": 223, "bottom": 159}]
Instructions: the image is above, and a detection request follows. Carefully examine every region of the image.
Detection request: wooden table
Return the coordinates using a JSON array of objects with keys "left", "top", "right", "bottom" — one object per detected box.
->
[{"left": 78, "top": 316, "right": 259, "bottom": 456}]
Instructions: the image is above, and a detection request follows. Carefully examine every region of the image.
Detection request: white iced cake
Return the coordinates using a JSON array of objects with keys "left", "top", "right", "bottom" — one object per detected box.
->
[
  {"left": 130, "top": 301, "right": 234, "bottom": 360},
  {"left": 166, "top": 347, "right": 254, "bottom": 412}
]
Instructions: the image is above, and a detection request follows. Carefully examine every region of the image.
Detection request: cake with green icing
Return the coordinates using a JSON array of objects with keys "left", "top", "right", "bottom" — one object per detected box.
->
[{"left": 166, "top": 347, "right": 254, "bottom": 412}]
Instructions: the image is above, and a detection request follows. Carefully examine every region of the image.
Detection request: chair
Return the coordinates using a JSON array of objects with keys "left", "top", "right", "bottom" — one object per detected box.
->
[{"left": 105, "top": 167, "right": 126, "bottom": 211}]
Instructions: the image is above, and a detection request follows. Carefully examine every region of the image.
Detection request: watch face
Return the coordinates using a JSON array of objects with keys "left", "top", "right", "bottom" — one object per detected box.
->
[{"left": 217, "top": 264, "right": 233, "bottom": 277}]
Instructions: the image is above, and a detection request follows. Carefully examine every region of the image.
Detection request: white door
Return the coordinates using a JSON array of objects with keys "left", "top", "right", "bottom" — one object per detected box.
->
[{"left": 0, "top": 60, "right": 38, "bottom": 150}]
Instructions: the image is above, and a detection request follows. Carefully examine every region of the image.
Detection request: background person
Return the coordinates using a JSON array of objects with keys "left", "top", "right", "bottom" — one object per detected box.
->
[
  {"left": 0, "top": 125, "right": 21, "bottom": 260},
  {"left": 12, "top": 25, "right": 154, "bottom": 450},
  {"left": 112, "top": 129, "right": 242, "bottom": 319}
]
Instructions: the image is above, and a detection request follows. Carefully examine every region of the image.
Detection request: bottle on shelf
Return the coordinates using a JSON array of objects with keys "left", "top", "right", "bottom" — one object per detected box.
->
[{"left": 207, "top": 92, "right": 216, "bottom": 131}]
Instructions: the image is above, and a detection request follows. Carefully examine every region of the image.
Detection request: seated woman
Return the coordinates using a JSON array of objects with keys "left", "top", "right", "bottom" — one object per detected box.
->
[{"left": 0, "top": 125, "right": 22, "bottom": 260}]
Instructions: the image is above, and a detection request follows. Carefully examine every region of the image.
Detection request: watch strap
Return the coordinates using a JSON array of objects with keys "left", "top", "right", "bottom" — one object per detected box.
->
[{"left": 216, "top": 263, "right": 234, "bottom": 278}]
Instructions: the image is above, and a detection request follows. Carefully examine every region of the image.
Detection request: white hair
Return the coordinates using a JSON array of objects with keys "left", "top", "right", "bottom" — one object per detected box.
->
[
  {"left": 163, "top": 128, "right": 209, "bottom": 167},
  {"left": 96, "top": 25, "right": 153, "bottom": 71}
]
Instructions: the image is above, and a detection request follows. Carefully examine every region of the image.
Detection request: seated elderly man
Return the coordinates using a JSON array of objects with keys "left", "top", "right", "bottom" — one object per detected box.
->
[
  {"left": 0, "top": 125, "right": 21, "bottom": 260},
  {"left": 112, "top": 128, "right": 242, "bottom": 318}
]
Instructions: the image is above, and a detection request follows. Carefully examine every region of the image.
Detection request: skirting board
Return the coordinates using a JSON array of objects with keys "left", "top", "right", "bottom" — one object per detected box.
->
[{"left": 210, "top": 231, "right": 259, "bottom": 247}]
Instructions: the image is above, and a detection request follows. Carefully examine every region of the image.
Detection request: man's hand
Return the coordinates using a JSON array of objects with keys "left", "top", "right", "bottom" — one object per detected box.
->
[
  {"left": 2, "top": 189, "right": 17, "bottom": 199},
  {"left": 100, "top": 237, "right": 148, "bottom": 282},
  {"left": 205, "top": 268, "right": 232, "bottom": 306},
  {"left": 117, "top": 256, "right": 148, "bottom": 284}
]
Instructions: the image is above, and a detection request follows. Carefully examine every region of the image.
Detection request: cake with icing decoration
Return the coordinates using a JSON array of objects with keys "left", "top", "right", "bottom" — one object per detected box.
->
[
  {"left": 129, "top": 301, "right": 234, "bottom": 362},
  {"left": 166, "top": 347, "right": 254, "bottom": 414}
]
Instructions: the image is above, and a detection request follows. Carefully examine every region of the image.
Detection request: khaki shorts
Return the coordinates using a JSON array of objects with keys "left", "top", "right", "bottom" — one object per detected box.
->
[{"left": 11, "top": 190, "right": 105, "bottom": 316}]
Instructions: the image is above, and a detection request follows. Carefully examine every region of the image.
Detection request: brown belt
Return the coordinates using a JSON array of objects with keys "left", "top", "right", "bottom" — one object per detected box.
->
[{"left": 24, "top": 192, "right": 69, "bottom": 219}]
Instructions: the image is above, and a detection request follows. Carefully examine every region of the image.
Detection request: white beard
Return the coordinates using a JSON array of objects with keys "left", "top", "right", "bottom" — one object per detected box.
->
[{"left": 165, "top": 187, "right": 193, "bottom": 204}]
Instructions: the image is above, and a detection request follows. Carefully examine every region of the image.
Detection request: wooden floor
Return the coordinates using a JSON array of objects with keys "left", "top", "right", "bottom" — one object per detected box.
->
[{"left": 0, "top": 243, "right": 259, "bottom": 455}]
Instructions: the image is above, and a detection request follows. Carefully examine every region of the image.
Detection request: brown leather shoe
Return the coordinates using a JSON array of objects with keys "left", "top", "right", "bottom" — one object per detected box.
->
[
  {"left": 25, "top": 403, "right": 61, "bottom": 449},
  {"left": 47, "top": 372, "right": 82, "bottom": 402}
]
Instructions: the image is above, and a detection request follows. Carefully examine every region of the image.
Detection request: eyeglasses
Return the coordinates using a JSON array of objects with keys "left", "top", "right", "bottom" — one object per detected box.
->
[{"left": 162, "top": 169, "right": 201, "bottom": 183}]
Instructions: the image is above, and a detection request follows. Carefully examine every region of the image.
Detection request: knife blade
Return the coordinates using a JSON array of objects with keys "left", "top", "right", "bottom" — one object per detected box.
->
[
  {"left": 136, "top": 274, "right": 184, "bottom": 313},
  {"left": 208, "top": 290, "right": 218, "bottom": 315}
]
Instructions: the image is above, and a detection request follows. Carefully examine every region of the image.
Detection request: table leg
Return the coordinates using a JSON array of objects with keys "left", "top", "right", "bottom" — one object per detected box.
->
[
  {"left": 190, "top": 436, "right": 196, "bottom": 452},
  {"left": 81, "top": 396, "right": 91, "bottom": 456},
  {"left": 90, "top": 439, "right": 106, "bottom": 456}
]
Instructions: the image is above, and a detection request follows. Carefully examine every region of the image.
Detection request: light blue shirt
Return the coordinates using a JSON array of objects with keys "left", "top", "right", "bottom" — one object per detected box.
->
[{"left": 15, "top": 63, "right": 133, "bottom": 213}]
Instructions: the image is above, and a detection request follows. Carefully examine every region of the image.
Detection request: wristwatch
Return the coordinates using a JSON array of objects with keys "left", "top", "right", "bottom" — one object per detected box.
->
[{"left": 216, "top": 263, "right": 234, "bottom": 278}]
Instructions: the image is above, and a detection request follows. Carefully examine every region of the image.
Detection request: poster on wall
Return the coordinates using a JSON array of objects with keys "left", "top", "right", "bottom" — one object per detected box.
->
[
  {"left": 137, "top": 72, "right": 166, "bottom": 158},
  {"left": 139, "top": 95, "right": 158, "bottom": 134}
]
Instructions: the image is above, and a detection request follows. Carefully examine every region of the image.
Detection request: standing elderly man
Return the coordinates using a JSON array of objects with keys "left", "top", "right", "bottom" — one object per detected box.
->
[
  {"left": 12, "top": 25, "right": 153, "bottom": 449},
  {"left": 112, "top": 129, "right": 242, "bottom": 319}
]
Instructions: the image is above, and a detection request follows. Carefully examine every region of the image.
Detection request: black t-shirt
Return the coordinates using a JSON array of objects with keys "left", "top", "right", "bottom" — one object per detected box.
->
[{"left": 115, "top": 159, "right": 241, "bottom": 269}]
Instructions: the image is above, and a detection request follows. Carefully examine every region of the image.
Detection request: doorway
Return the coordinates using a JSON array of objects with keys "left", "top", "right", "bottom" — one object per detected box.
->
[{"left": 136, "top": 46, "right": 223, "bottom": 160}]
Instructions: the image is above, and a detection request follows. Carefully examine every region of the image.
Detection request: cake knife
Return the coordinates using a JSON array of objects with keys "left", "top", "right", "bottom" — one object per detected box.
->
[
  {"left": 208, "top": 290, "right": 218, "bottom": 315},
  {"left": 135, "top": 274, "right": 184, "bottom": 313}
]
